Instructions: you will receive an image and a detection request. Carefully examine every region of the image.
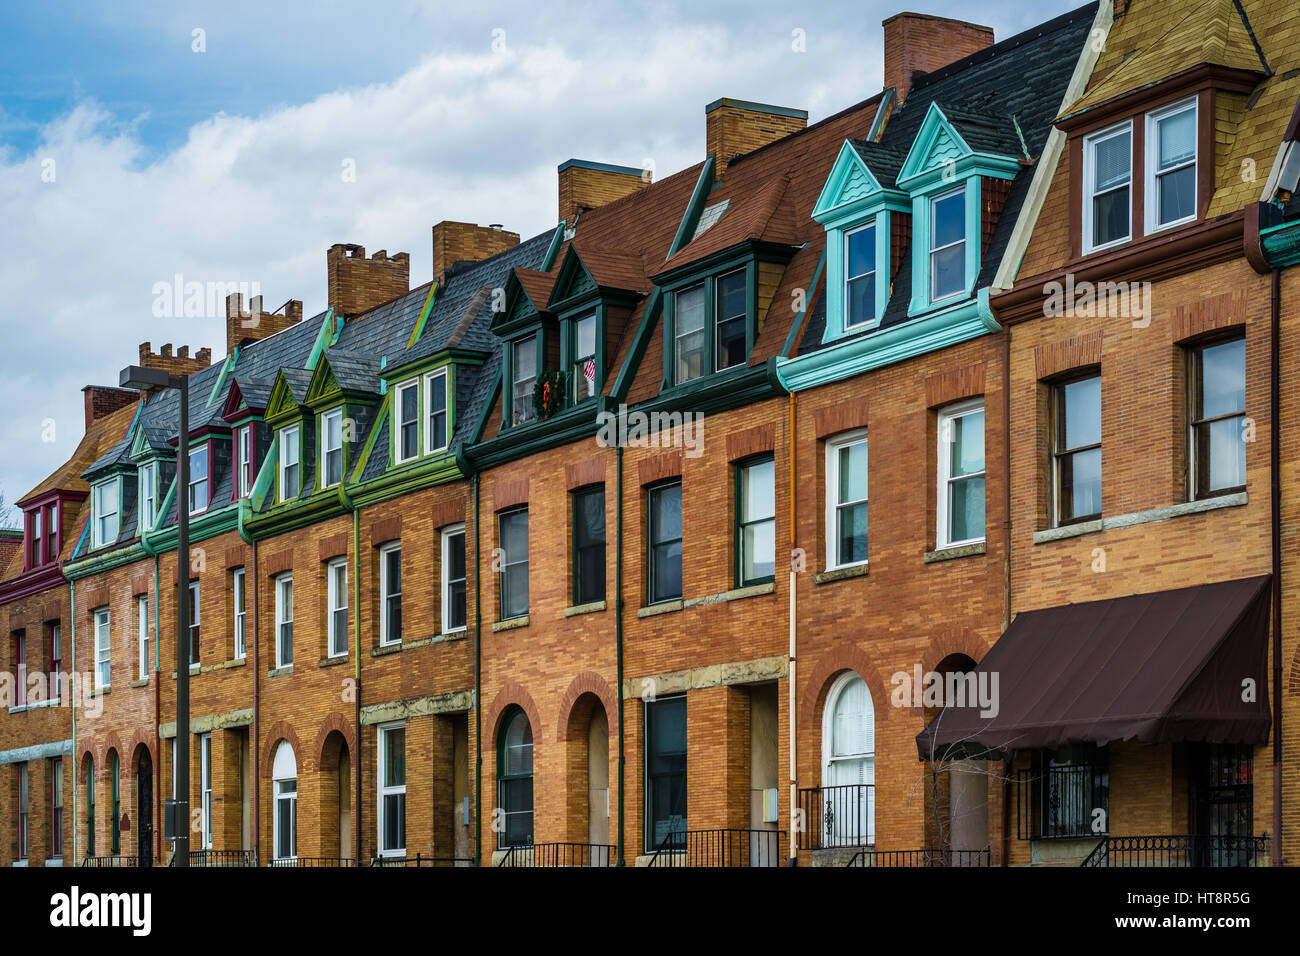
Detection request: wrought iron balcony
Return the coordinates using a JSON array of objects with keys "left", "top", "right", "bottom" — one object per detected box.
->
[
  {"left": 846, "top": 847, "right": 991, "bottom": 867},
  {"left": 369, "top": 853, "right": 473, "bottom": 867},
  {"left": 797, "top": 784, "right": 874, "bottom": 850},
  {"left": 648, "top": 828, "right": 785, "bottom": 867},
  {"left": 499, "top": 842, "right": 615, "bottom": 867},
  {"left": 266, "top": 856, "right": 361, "bottom": 867},
  {"left": 1082, "top": 835, "right": 1269, "bottom": 867},
  {"left": 175, "top": 849, "right": 257, "bottom": 867},
  {"left": 81, "top": 855, "right": 139, "bottom": 867}
]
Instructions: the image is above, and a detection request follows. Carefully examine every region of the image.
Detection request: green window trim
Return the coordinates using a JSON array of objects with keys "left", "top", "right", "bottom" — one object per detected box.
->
[
  {"left": 388, "top": 360, "right": 458, "bottom": 464},
  {"left": 660, "top": 258, "right": 758, "bottom": 390},
  {"left": 502, "top": 331, "right": 545, "bottom": 428},
  {"left": 558, "top": 305, "right": 605, "bottom": 409},
  {"left": 277, "top": 421, "right": 303, "bottom": 504}
]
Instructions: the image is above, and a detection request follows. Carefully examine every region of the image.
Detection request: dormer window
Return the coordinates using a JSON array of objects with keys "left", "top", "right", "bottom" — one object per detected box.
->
[
  {"left": 27, "top": 509, "right": 41, "bottom": 568},
  {"left": 279, "top": 424, "right": 300, "bottom": 501},
  {"left": 236, "top": 425, "right": 254, "bottom": 498},
  {"left": 394, "top": 380, "right": 419, "bottom": 462},
  {"left": 425, "top": 370, "right": 448, "bottom": 454},
  {"left": 511, "top": 336, "right": 538, "bottom": 424},
  {"left": 321, "top": 408, "right": 344, "bottom": 488},
  {"left": 1147, "top": 97, "right": 1197, "bottom": 232},
  {"left": 845, "top": 224, "right": 877, "bottom": 330},
  {"left": 188, "top": 446, "right": 209, "bottom": 515},
  {"left": 673, "top": 284, "right": 706, "bottom": 383},
  {"left": 929, "top": 187, "right": 966, "bottom": 301},
  {"left": 1083, "top": 122, "right": 1132, "bottom": 252},
  {"left": 571, "top": 313, "right": 597, "bottom": 404},
  {"left": 714, "top": 270, "right": 747, "bottom": 372},
  {"left": 92, "top": 480, "right": 119, "bottom": 549},
  {"left": 138, "top": 462, "right": 157, "bottom": 532}
]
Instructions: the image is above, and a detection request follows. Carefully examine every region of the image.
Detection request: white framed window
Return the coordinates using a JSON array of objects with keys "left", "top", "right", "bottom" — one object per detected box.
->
[
  {"left": 825, "top": 430, "right": 869, "bottom": 570},
  {"left": 441, "top": 524, "right": 466, "bottom": 633},
  {"left": 275, "top": 573, "right": 294, "bottom": 668},
  {"left": 92, "top": 480, "right": 119, "bottom": 549},
  {"left": 1146, "top": 97, "right": 1197, "bottom": 233},
  {"left": 379, "top": 542, "right": 402, "bottom": 646},
  {"left": 511, "top": 337, "right": 538, "bottom": 425},
  {"left": 844, "top": 223, "right": 877, "bottom": 330},
  {"left": 937, "top": 400, "right": 986, "bottom": 549},
  {"left": 1082, "top": 121, "right": 1132, "bottom": 253},
  {"left": 232, "top": 567, "right": 246, "bottom": 660},
  {"left": 425, "top": 370, "right": 449, "bottom": 454},
  {"left": 93, "top": 608, "right": 111, "bottom": 690},
  {"left": 200, "top": 733, "right": 212, "bottom": 850},
  {"left": 395, "top": 380, "right": 420, "bottom": 462},
  {"left": 377, "top": 723, "right": 406, "bottom": 857},
  {"left": 327, "top": 557, "right": 348, "bottom": 658},
  {"left": 137, "top": 595, "right": 149, "bottom": 681},
  {"left": 187, "top": 579, "right": 200, "bottom": 666},
  {"left": 272, "top": 741, "right": 297, "bottom": 862},
  {"left": 138, "top": 462, "right": 157, "bottom": 532},
  {"left": 278, "top": 424, "right": 300, "bottom": 501},
  {"left": 237, "top": 424, "right": 253, "bottom": 498},
  {"left": 188, "top": 446, "right": 209, "bottom": 515},
  {"left": 322, "top": 408, "right": 344, "bottom": 488},
  {"left": 929, "top": 187, "right": 966, "bottom": 301},
  {"left": 821, "top": 671, "right": 875, "bottom": 846}
]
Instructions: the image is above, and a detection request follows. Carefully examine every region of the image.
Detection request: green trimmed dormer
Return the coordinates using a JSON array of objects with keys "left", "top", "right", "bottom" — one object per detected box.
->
[
  {"left": 813, "top": 140, "right": 911, "bottom": 341},
  {"left": 303, "top": 350, "right": 380, "bottom": 493},
  {"left": 493, "top": 268, "right": 559, "bottom": 428},
  {"left": 264, "top": 368, "right": 315, "bottom": 505},
  {"left": 381, "top": 348, "right": 480, "bottom": 468},
  {"left": 895, "top": 102, "right": 1022, "bottom": 316},
  {"left": 127, "top": 422, "right": 171, "bottom": 535}
]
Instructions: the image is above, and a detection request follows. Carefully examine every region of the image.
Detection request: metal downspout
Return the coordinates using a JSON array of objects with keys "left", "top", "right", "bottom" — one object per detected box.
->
[
  {"left": 337, "top": 481, "right": 362, "bottom": 863},
  {"left": 1002, "top": 324, "right": 1013, "bottom": 868},
  {"left": 616, "top": 444, "right": 626, "bottom": 866},
  {"left": 473, "top": 473, "right": 483, "bottom": 866},
  {"left": 787, "top": 393, "right": 797, "bottom": 867},
  {"left": 237, "top": 500, "right": 261, "bottom": 862},
  {"left": 1271, "top": 265, "right": 1283, "bottom": 866},
  {"left": 69, "top": 579, "right": 76, "bottom": 860}
]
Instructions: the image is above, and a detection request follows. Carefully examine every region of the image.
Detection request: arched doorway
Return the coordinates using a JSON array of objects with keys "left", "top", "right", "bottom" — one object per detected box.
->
[
  {"left": 497, "top": 707, "right": 533, "bottom": 849},
  {"left": 319, "top": 731, "right": 351, "bottom": 861},
  {"left": 928, "top": 653, "right": 987, "bottom": 860},
  {"left": 563, "top": 693, "right": 609, "bottom": 860},
  {"left": 135, "top": 747, "right": 154, "bottom": 866},
  {"left": 587, "top": 706, "right": 609, "bottom": 851},
  {"left": 821, "top": 671, "right": 875, "bottom": 847}
]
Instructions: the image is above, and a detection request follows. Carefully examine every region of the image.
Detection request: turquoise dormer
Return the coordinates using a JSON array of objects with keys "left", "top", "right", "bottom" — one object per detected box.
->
[
  {"left": 813, "top": 140, "right": 910, "bottom": 342},
  {"left": 895, "top": 103, "right": 1022, "bottom": 316}
]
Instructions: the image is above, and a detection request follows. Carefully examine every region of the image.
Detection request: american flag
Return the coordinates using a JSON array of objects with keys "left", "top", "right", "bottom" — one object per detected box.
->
[{"left": 582, "top": 357, "right": 596, "bottom": 383}]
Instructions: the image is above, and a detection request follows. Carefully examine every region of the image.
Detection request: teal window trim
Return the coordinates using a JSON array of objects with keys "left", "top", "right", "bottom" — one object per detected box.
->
[
  {"left": 502, "top": 329, "right": 544, "bottom": 428},
  {"left": 660, "top": 256, "right": 757, "bottom": 390},
  {"left": 277, "top": 421, "right": 303, "bottom": 504},
  {"left": 90, "top": 476, "right": 122, "bottom": 550},
  {"left": 908, "top": 179, "right": 981, "bottom": 314},
  {"left": 137, "top": 462, "right": 157, "bottom": 536},
  {"left": 558, "top": 304, "right": 604, "bottom": 408},
  {"left": 318, "top": 404, "right": 346, "bottom": 491}
]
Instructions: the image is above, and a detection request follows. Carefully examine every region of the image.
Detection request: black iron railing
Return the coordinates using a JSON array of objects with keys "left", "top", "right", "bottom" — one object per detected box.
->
[
  {"left": 797, "top": 784, "right": 874, "bottom": 850},
  {"left": 82, "top": 855, "right": 138, "bottom": 867},
  {"left": 499, "top": 842, "right": 615, "bottom": 867},
  {"left": 1082, "top": 835, "right": 1269, "bottom": 868},
  {"left": 171, "top": 849, "right": 257, "bottom": 867},
  {"left": 847, "top": 847, "right": 991, "bottom": 867},
  {"left": 1017, "top": 764, "right": 1108, "bottom": 840},
  {"left": 648, "top": 828, "right": 784, "bottom": 867},
  {"left": 369, "top": 853, "right": 473, "bottom": 867},
  {"left": 266, "top": 856, "right": 361, "bottom": 867}
]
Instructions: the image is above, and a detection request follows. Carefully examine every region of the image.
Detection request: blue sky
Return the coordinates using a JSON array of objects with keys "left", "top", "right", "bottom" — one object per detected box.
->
[{"left": 0, "top": 0, "right": 1081, "bottom": 519}]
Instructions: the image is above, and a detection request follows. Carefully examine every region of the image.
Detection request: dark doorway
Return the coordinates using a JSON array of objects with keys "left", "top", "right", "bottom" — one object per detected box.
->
[
  {"left": 1189, "top": 743, "right": 1255, "bottom": 866},
  {"left": 137, "top": 750, "right": 154, "bottom": 867}
]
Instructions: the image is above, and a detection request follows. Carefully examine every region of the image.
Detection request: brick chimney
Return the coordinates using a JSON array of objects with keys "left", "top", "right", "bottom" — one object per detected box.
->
[
  {"left": 705, "top": 99, "right": 808, "bottom": 177},
  {"left": 431, "top": 221, "right": 521, "bottom": 282},
  {"left": 82, "top": 385, "right": 138, "bottom": 429},
  {"left": 326, "top": 244, "right": 410, "bottom": 317},
  {"left": 226, "top": 293, "right": 303, "bottom": 354},
  {"left": 556, "top": 160, "right": 651, "bottom": 227},
  {"left": 883, "top": 13, "right": 994, "bottom": 107},
  {"left": 138, "top": 342, "right": 214, "bottom": 377}
]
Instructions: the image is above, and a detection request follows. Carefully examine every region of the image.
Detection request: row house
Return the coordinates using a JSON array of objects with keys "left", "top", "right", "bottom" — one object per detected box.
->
[{"left": 4, "top": 0, "right": 1300, "bottom": 869}]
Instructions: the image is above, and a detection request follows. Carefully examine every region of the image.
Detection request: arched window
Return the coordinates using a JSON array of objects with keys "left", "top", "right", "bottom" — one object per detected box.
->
[
  {"left": 822, "top": 673, "right": 875, "bottom": 846},
  {"left": 272, "top": 742, "right": 297, "bottom": 861},
  {"left": 498, "top": 708, "right": 533, "bottom": 848},
  {"left": 85, "top": 755, "right": 95, "bottom": 857},
  {"left": 108, "top": 750, "right": 121, "bottom": 855}
]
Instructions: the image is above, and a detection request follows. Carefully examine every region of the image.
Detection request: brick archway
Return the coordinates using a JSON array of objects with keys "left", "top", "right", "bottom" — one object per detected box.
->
[
  {"left": 799, "top": 645, "right": 893, "bottom": 735},
  {"left": 261, "top": 721, "right": 303, "bottom": 778},
  {"left": 312, "top": 713, "right": 356, "bottom": 768},
  {"left": 485, "top": 679, "right": 542, "bottom": 745},
  {"left": 922, "top": 625, "right": 992, "bottom": 675},
  {"left": 556, "top": 672, "right": 617, "bottom": 742}
]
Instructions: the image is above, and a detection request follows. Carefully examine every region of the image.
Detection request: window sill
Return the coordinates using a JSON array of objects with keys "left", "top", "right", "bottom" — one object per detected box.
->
[
  {"left": 684, "top": 581, "right": 775, "bottom": 608},
  {"left": 130, "top": 678, "right": 149, "bottom": 689},
  {"left": 1031, "top": 491, "right": 1248, "bottom": 545},
  {"left": 319, "top": 655, "right": 351, "bottom": 667},
  {"left": 268, "top": 665, "right": 294, "bottom": 678},
  {"left": 924, "top": 541, "right": 987, "bottom": 563},
  {"left": 372, "top": 642, "right": 402, "bottom": 657},
  {"left": 815, "top": 562, "right": 869, "bottom": 585},
  {"left": 492, "top": 615, "right": 530, "bottom": 633},
  {"left": 9, "top": 696, "right": 62, "bottom": 713},
  {"left": 565, "top": 600, "right": 607, "bottom": 618},
  {"left": 638, "top": 600, "right": 683, "bottom": 618},
  {"left": 171, "top": 657, "right": 245, "bottom": 679}
]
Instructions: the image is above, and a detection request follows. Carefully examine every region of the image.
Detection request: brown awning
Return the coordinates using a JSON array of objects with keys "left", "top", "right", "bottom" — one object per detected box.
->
[{"left": 917, "top": 575, "right": 1272, "bottom": 759}]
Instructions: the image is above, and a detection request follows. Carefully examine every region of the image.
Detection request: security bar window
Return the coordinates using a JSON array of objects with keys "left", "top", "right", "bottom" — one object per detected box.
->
[
  {"left": 188, "top": 446, "right": 209, "bottom": 515},
  {"left": 929, "top": 187, "right": 966, "bottom": 301},
  {"left": 279, "top": 425, "right": 300, "bottom": 501},
  {"left": 826, "top": 431, "right": 869, "bottom": 569},
  {"left": 426, "top": 370, "right": 448, "bottom": 453},
  {"left": 441, "top": 526, "right": 466, "bottom": 633},
  {"left": 845, "top": 223, "right": 877, "bottom": 329},
  {"left": 512, "top": 336, "right": 538, "bottom": 425},
  {"left": 327, "top": 558, "right": 348, "bottom": 658},
  {"left": 572, "top": 486, "right": 606, "bottom": 606},
  {"left": 714, "top": 269, "right": 747, "bottom": 372},
  {"left": 322, "top": 408, "right": 344, "bottom": 488},
  {"left": 674, "top": 283, "right": 706, "bottom": 384},
  {"left": 1190, "top": 336, "right": 1246, "bottom": 498},
  {"left": 736, "top": 457, "right": 775, "bottom": 586},
  {"left": 380, "top": 543, "right": 402, "bottom": 645},
  {"left": 1083, "top": 123, "right": 1132, "bottom": 252},
  {"left": 937, "top": 401, "right": 986, "bottom": 548},
  {"left": 1148, "top": 98, "right": 1197, "bottom": 231},
  {"left": 648, "top": 482, "right": 683, "bottom": 604},
  {"left": 378, "top": 724, "right": 406, "bottom": 857},
  {"left": 94, "top": 608, "right": 110, "bottom": 690},
  {"left": 275, "top": 573, "right": 294, "bottom": 668},
  {"left": 1052, "top": 374, "right": 1102, "bottom": 525},
  {"left": 498, "top": 508, "right": 529, "bottom": 620},
  {"left": 572, "top": 313, "right": 597, "bottom": 403}
]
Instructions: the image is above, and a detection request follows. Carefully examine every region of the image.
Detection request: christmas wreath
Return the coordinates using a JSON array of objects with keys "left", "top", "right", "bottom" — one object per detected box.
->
[{"left": 534, "top": 369, "right": 566, "bottom": 420}]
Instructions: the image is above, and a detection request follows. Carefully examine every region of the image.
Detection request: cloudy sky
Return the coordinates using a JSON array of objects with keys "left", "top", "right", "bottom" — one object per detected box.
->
[{"left": 0, "top": 0, "right": 1080, "bottom": 520}]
